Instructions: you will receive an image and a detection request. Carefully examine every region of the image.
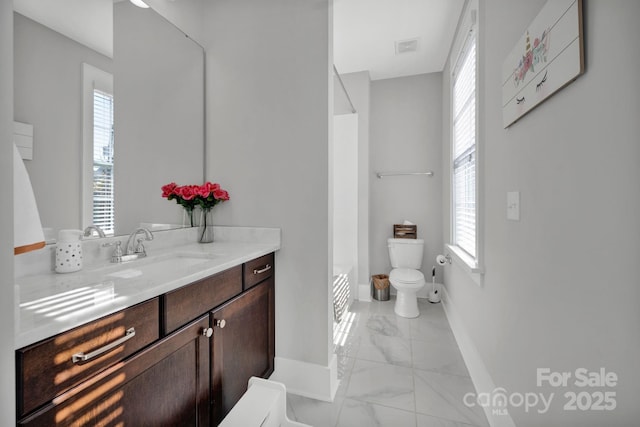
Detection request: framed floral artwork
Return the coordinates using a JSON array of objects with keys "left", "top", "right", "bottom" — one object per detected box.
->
[{"left": 502, "top": 0, "right": 584, "bottom": 128}]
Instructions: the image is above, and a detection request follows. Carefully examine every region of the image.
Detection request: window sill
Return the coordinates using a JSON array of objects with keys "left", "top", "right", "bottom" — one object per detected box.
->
[{"left": 446, "top": 244, "right": 484, "bottom": 285}]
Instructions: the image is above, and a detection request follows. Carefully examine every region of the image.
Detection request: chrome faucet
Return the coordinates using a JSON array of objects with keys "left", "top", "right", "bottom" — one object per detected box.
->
[
  {"left": 83, "top": 225, "right": 106, "bottom": 238},
  {"left": 104, "top": 228, "right": 154, "bottom": 263},
  {"left": 125, "top": 228, "right": 154, "bottom": 256}
]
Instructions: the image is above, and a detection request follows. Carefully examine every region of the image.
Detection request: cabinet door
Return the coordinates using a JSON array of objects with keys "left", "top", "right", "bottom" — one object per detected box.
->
[
  {"left": 17, "top": 298, "right": 160, "bottom": 418},
  {"left": 19, "top": 315, "right": 211, "bottom": 427},
  {"left": 211, "top": 277, "right": 275, "bottom": 424}
]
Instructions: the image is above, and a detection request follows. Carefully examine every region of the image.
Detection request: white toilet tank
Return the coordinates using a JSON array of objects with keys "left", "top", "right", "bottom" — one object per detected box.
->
[{"left": 388, "top": 238, "right": 424, "bottom": 269}]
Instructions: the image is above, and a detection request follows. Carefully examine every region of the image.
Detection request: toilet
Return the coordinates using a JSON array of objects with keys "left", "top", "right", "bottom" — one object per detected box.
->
[{"left": 387, "top": 238, "right": 426, "bottom": 318}]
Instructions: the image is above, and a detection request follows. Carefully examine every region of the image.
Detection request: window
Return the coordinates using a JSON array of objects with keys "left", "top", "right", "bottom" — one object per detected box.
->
[
  {"left": 452, "top": 31, "right": 477, "bottom": 259},
  {"left": 82, "top": 63, "right": 114, "bottom": 235},
  {"left": 92, "top": 90, "right": 115, "bottom": 235}
]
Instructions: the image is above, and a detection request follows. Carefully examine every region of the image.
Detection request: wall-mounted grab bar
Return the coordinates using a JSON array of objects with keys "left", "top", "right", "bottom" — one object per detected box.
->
[{"left": 376, "top": 171, "right": 434, "bottom": 179}]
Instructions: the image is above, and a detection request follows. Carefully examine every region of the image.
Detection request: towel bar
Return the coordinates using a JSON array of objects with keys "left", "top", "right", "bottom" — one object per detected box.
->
[{"left": 376, "top": 171, "right": 434, "bottom": 178}]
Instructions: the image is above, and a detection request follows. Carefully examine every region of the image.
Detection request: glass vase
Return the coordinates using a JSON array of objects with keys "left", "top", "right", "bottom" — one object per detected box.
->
[
  {"left": 182, "top": 207, "right": 196, "bottom": 228},
  {"left": 198, "top": 207, "right": 214, "bottom": 243}
]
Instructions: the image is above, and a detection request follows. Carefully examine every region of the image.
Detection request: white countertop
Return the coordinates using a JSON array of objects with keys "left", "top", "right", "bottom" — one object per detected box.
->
[{"left": 15, "top": 234, "right": 280, "bottom": 349}]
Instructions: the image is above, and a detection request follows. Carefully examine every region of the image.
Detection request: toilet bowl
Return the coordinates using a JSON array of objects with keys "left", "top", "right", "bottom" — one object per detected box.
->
[
  {"left": 389, "top": 268, "right": 425, "bottom": 318},
  {"left": 387, "top": 238, "right": 426, "bottom": 318}
]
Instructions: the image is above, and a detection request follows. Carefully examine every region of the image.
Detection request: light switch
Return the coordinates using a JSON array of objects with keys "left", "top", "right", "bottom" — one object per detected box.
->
[{"left": 507, "top": 191, "right": 520, "bottom": 221}]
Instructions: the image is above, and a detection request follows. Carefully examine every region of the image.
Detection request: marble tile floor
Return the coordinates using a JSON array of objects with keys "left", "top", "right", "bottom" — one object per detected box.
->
[{"left": 286, "top": 297, "right": 489, "bottom": 427}]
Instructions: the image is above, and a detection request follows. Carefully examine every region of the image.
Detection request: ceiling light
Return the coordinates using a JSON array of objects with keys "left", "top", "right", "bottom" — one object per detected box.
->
[{"left": 130, "top": 0, "right": 150, "bottom": 8}]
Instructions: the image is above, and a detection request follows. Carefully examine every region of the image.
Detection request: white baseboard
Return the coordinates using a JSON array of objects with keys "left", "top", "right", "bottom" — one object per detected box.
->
[
  {"left": 269, "top": 354, "right": 339, "bottom": 402},
  {"left": 358, "top": 283, "right": 371, "bottom": 302},
  {"left": 359, "top": 281, "right": 442, "bottom": 301},
  {"left": 417, "top": 281, "right": 442, "bottom": 299},
  {"left": 441, "top": 287, "right": 516, "bottom": 427}
]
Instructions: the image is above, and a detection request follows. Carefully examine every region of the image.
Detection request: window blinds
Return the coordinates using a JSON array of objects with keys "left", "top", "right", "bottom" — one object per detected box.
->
[
  {"left": 93, "top": 89, "right": 115, "bottom": 235},
  {"left": 452, "top": 33, "right": 477, "bottom": 258}
]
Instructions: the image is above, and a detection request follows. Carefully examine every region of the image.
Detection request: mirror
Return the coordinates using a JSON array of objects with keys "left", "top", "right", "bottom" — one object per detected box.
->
[{"left": 13, "top": 0, "right": 205, "bottom": 240}]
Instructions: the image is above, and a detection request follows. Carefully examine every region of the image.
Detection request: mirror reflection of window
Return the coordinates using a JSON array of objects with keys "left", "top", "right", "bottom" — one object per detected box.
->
[
  {"left": 92, "top": 90, "right": 115, "bottom": 236},
  {"left": 81, "top": 63, "right": 113, "bottom": 235}
]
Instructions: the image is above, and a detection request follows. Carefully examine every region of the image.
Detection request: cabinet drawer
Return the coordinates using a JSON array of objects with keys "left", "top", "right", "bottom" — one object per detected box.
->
[
  {"left": 243, "top": 253, "right": 274, "bottom": 290},
  {"left": 19, "top": 315, "right": 211, "bottom": 426},
  {"left": 163, "top": 265, "right": 242, "bottom": 334},
  {"left": 16, "top": 298, "right": 160, "bottom": 417}
]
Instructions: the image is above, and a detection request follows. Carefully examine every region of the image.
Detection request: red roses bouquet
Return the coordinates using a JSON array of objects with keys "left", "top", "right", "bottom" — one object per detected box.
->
[
  {"left": 162, "top": 181, "right": 230, "bottom": 210},
  {"left": 162, "top": 182, "right": 230, "bottom": 229}
]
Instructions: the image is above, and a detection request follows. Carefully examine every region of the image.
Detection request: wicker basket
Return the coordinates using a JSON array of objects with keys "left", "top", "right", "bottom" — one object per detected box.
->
[
  {"left": 372, "top": 274, "right": 389, "bottom": 290},
  {"left": 371, "top": 274, "right": 390, "bottom": 301},
  {"left": 393, "top": 224, "right": 417, "bottom": 239}
]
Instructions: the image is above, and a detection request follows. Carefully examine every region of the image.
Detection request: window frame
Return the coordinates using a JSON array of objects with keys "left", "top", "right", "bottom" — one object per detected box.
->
[
  {"left": 448, "top": 3, "right": 484, "bottom": 279},
  {"left": 91, "top": 89, "right": 115, "bottom": 235},
  {"left": 82, "top": 63, "right": 114, "bottom": 235},
  {"left": 452, "top": 31, "right": 477, "bottom": 259}
]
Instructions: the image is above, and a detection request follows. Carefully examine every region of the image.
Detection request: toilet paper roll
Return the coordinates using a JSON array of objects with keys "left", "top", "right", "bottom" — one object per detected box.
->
[{"left": 436, "top": 254, "right": 447, "bottom": 266}]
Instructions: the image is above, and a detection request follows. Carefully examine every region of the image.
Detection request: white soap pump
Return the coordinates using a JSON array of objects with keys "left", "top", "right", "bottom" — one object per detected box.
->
[{"left": 55, "top": 229, "right": 83, "bottom": 273}]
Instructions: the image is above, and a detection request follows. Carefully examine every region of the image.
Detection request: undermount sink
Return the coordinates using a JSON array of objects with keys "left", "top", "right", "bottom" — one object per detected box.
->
[{"left": 98, "top": 252, "right": 222, "bottom": 280}]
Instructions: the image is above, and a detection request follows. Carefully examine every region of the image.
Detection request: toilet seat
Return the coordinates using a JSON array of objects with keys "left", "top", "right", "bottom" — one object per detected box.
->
[{"left": 390, "top": 268, "right": 425, "bottom": 284}]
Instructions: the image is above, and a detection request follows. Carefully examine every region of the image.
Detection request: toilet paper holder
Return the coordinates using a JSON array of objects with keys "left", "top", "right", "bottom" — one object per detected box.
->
[{"left": 436, "top": 254, "right": 452, "bottom": 265}]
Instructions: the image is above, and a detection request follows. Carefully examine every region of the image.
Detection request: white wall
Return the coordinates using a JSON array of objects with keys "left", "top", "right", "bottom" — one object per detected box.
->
[
  {"left": 442, "top": 1, "right": 640, "bottom": 426},
  {"left": 334, "top": 71, "right": 371, "bottom": 296},
  {"left": 0, "top": 0, "right": 15, "bottom": 418},
  {"left": 370, "top": 73, "right": 444, "bottom": 287},
  {"left": 333, "top": 113, "right": 358, "bottom": 294},
  {"left": 14, "top": 13, "right": 112, "bottom": 233},
  {"left": 204, "top": 0, "right": 334, "bottom": 394}
]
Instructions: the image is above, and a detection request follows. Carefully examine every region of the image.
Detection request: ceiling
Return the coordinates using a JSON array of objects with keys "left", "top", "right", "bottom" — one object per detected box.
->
[
  {"left": 14, "top": 0, "right": 464, "bottom": 81},
  {"left": 333, "top": 0, "right": 465, "bottom": 80},
  {"left": 14, "top": 0, "right": 113, "bottom": 57}
]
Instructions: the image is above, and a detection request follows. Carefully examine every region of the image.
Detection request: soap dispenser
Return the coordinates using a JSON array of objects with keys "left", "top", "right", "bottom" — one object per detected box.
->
[{"left": 56, "top": 229, "right": 83, "bottom": 273}]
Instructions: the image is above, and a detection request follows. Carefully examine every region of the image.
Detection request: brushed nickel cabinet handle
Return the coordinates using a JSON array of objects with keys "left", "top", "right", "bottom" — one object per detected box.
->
[
  {"left": 202, "top": 327, "right": 213, "bottom": 338},
  {"left": 72, "top": 327, "right": 136, "bottom": 364},
  {"left": 215, "top": 319, "right": 226, "bottom": 329},
  {"left": 253, "top": 264, "right": 271, "bottom": 275}
]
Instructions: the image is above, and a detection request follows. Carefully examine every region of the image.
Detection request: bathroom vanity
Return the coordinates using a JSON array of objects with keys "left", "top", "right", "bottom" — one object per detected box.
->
[{"left": 14, "top": 230, "right": 278, "bottom": 426}]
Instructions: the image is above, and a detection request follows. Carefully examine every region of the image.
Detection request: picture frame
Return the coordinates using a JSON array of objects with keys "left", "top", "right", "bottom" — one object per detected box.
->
[{"left": 502, "top": 0, "right": 584, "bottom": 128}]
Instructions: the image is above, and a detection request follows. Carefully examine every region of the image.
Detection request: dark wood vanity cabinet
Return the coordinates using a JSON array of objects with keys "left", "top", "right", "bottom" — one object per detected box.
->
[
  {"left": 211, "top": 275, "right": 275, "bottom": 424},
  {"left": 16, "top": 252, "right": 276, "bottom": 426},
  {"left": 18, "top": 315, "right": 211, "bottom": 427},
  {"left": 16, "top": 298, "right": 160, "bottom": 419},
  {"left": 163, "top": 265, "right": 243, "bottom": 335}
]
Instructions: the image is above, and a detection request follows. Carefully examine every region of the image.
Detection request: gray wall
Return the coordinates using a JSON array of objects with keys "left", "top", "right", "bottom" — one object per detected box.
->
[
  {"left": 204, "top": 0, "right": 333, "bottom": 368},
  {"left": 145, "top": 0, "right": 205, "bottom": 45},
  {"left": 114, "top": 1, "right": 204, "bottom": 234},
  {"left": 370, "top": 73, "right": 444, "bottom": 286},
  {"left": 0, "top": 0, "right": 15, "bottom": 418},
  {"left": 442, "top": 1, "right": 640, "bottom": 425},
  {"left": 13, "top": 13, "right": 112, "bottom": 233}
]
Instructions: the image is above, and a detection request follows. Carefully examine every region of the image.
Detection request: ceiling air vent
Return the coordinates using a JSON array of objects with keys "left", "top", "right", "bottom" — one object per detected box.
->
[{"left": 395, "top": 38, "right": 419, "bottom": 55}]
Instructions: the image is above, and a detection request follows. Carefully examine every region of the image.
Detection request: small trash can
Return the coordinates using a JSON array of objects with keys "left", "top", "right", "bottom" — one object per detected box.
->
[{"left": 372, "top": 274, "right": 390, "bottom": 301}]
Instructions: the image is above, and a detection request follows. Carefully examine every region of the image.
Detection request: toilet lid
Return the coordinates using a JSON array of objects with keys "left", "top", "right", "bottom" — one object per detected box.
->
[{"left": 390, "top": 268, "right": 425, "bottom": 283}]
